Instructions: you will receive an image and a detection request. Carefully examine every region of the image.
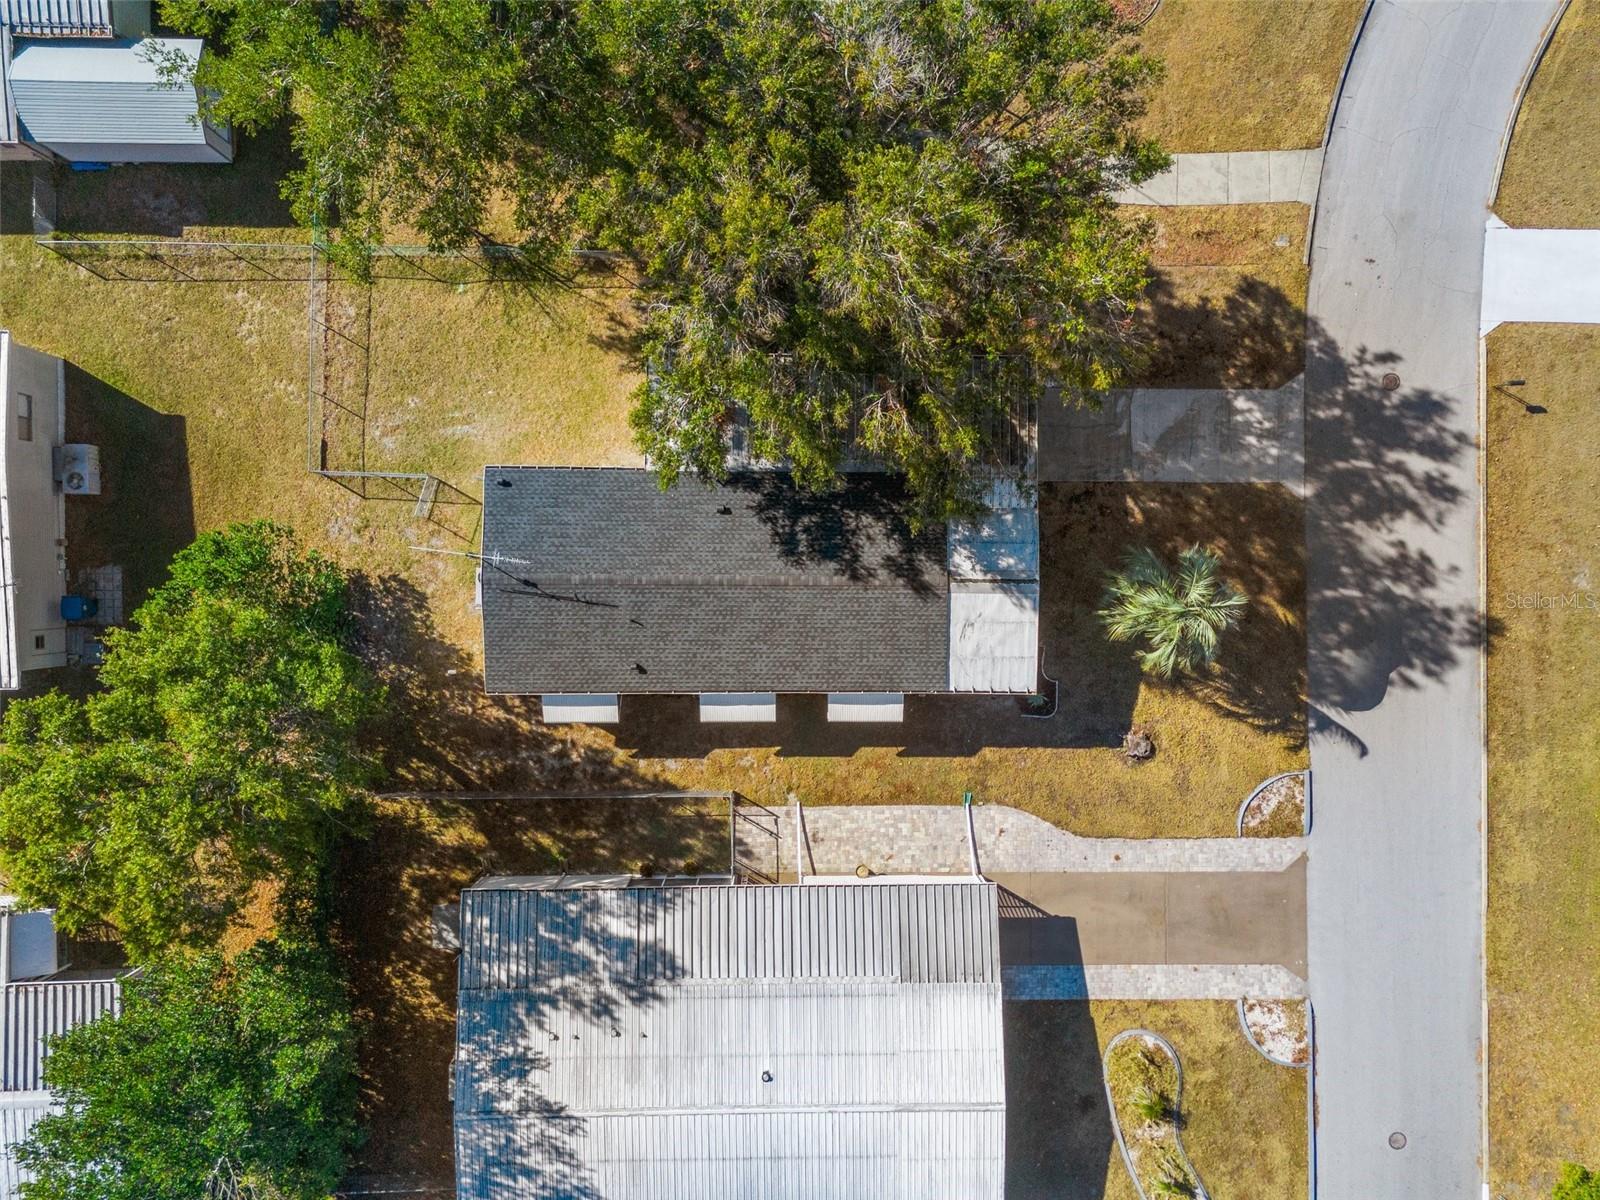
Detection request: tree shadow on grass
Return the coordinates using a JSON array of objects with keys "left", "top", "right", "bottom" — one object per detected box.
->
[
  {"left": 332, "top": 792, "right": 724, "bottom": 1189},
  {"left": 61, "top": 362, "right": 196, "bottom": 609},
  {"left": 1134, "top": 271, "right": 1306, "bottom": 391},
  {"left": 337, "top": 576, "right": 728, "bottom": 1187},
  {"left": 50, "top": 122, "right": 300, "bottom": 236},
  {"left": 348, "top": 572, "right": 661, "bottom": 793}
]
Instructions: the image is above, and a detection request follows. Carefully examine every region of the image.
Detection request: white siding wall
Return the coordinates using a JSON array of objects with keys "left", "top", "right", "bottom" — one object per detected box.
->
[{"left": 0, "top": 335, "right": 67, "bottom": 688}]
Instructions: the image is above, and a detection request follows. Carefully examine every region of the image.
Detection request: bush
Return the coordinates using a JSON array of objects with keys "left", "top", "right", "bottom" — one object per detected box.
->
[
  {"left": 0, "top": 522, "right": 381, "bottom": 956},
  {"left": 18, "top": 939, "right": 359, "bottom": 1200},
  {"left": 1556, "top": 1164, "right": 1600, "bottom": 1200}
]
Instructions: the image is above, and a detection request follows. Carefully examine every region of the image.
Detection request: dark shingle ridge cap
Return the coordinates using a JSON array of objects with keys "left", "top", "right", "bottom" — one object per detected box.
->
[{"left": 484, "top": 572, "right": 949, "bottom": 592}]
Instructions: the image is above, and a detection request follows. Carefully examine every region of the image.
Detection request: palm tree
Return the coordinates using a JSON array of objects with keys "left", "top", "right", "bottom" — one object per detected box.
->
[{"left": 1098, "top": 545, "right": 1247, "bottom": 679}]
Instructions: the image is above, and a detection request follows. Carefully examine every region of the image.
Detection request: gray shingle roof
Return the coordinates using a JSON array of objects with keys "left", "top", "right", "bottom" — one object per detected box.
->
[
  {"left": 454, "top": 881, "right": 1005, "bottom": 1200},
  {"left": 479, "top": 467, "right": 949, "bottom": 694}
]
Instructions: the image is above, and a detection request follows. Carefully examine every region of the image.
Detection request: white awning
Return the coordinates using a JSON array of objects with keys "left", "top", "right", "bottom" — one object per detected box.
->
[
  {"left": 826, "top": 692, "right": 905, "bottom": 723},
  {"left": 698, "top": 693, "right": 778, "bottom": 722},
  {"left": 540, "top": 694, "right": 620, "bottom": 724},
  {"left": 947, "top": 582, "right": 1039, "bottom": 693}
]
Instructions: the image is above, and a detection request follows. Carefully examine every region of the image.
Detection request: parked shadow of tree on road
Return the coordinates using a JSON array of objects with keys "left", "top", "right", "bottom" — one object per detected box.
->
[{"left": 1303, "top": 316, "right": 1486, "bottom": 741}]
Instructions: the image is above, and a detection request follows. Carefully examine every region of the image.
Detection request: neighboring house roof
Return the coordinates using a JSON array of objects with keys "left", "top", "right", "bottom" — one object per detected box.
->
[
  {"left": 2, "top": 26, "right": 17, "bottom": 145},
  {"left": 479, "top": 467, "right": 951, "bottom": 694},
  {"left": 0, "top": 979, "right": 120, "bottom": 1200},
  {"left": 453, "top": 879, "right": 1006, "bottom": 1200},
  {"left": 0, "top": 0, "right": 115, "bottom": 37},
  {"left": 1, "top": 981, "right": 117, "bottom": 1092},
  {"left": 7, "top": 36, "right": 205, "bottom": 147}
]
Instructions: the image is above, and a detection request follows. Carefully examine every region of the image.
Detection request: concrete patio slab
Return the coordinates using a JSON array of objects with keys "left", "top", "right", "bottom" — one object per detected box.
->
[
  {"left": 994, "top": 859, "right": 1307, "bottom": 974},
  {"left": 738, "top": 802, "right": 1308, "bottom": 881}
]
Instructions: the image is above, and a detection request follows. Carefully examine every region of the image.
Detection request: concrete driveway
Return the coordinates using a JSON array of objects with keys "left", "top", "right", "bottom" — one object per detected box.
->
[
  {"left": 1303, "top": 3, "right": 1562, "bottom": 1196},
  {"left": 993, "top": 861, "right": 1306, "bottom": 975}
]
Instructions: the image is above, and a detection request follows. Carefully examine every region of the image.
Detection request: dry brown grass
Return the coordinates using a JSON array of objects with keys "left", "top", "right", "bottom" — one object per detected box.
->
[
  {"left": 1485, "top": 324, "right": 1600, "bottom": 1198},
  {"left": 1005, "top": 999, "right": 1307, "bottom": 1200},
  {"left": 634, "top": 482, "right": 1307, "bottom": 838},
  {"left": 1135, "top": 0, "right": 1365, "bottom": 152},
  {"left": 1496, "top": 0, "right": 1600, "bottom": 228},
  {"left": 1132, "top": 202, "right": 1309, "bottom": 389}
]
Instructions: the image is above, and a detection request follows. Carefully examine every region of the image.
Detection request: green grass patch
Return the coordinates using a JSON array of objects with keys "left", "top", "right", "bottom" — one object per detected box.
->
[
  {"left": 1486, "top": 324, "right": 1600, "bottom": 1198},
  {"left": 1496, "top": 0, "right": 1600, "bottom": 228}
]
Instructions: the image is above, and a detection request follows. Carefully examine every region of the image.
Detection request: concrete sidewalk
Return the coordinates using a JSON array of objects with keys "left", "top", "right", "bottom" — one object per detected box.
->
[
  {"left": 1115, "top": 149, "right": 1322, "bottom": 207},
  {"left": 1481, "top": 218, "right": 1600, "bottom": 332},
  {"left": 1038, "top": 377, "right": 1305, "bottom": 491}
]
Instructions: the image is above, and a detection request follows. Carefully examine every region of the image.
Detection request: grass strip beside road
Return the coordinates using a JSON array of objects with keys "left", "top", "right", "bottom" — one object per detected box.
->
[
  {"left": 1485, "top": 323, "right": 1600, "bottom": 1198},
  {"left": 1495, "top": 0, "right": 1600, "bottom": 228},
  {"left": 1136, "top": 0, "right": 1365, "bottom": 153}
]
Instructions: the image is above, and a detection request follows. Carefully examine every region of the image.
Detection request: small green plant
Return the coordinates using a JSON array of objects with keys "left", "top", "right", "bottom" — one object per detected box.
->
[
  {"left": 1556, "top": 1163, "right": 1600, "bottom": 1200},
  {"left": 1099, "top": 545, "right": 1247, "bottom": 679},
  {"left": 1132, "top": 1084, "right": 1171, "bottom": 1123},
  {"left": 1152, "top": 1149, "right": 1199, "bottom": 1197}
]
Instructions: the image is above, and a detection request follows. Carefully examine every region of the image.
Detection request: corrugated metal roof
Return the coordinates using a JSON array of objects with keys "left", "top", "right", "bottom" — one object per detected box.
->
[
  {"left": 1, "top": 980, "right": 119, "bottom": 1091},
  {"left": 1, "top": 0, "right": 114, "bottom": 37},
  {"left": 455, "top": 882, "right": 1005, "bottom": 1200},
  {"left": 8, "top": 37, "right": 206, "bottom": 146},
  {"left": 0, "top": 1100, "right": 50, "bottom": 1200}
]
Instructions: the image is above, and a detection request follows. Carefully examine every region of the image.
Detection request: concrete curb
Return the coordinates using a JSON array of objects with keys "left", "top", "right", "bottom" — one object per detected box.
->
[
  {"left": 1103, "top": 1029, "right": 1212, "bottom": 1200},
  {"left": 1306, "top": 999, "right": 1319, "bottom": 1200},
  {"left": 1305, "top": 0, "right": 1376, "bottom": 264},
  {"left": 1236, "top": 995, "right": 1310, "bottom": 1069},
  {"left": 1488, "top": 0, "right": 1573, "bottom": 213},
  {"left": 1235, "top": 769, "right": 1312, "bottom": 838}
]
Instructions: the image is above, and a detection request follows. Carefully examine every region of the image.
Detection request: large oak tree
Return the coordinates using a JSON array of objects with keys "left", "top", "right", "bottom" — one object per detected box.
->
[{"left": 167, "top": 0, "right": 1165, "bottom": 518}]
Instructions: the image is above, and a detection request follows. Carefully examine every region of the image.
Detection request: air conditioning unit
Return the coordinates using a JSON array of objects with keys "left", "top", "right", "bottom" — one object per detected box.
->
[{"left": 53, "top": 444, "right": 101, "bottom": 496}]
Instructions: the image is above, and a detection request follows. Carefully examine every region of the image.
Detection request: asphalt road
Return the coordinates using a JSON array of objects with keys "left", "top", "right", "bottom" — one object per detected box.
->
[{"left": 1304, "top": 2, "right": 1561, "bottom": 1196}]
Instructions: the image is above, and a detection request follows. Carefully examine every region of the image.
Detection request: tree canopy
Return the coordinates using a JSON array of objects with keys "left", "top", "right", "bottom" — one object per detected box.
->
[
  {"left": 165, "top": 0, "right": 1166, "bottom": 519},
  {"left": 0, "top": 522, "right": 379, "bottom": 957},
  {"left": 18, "top": 940, "right": 358, "bottom": 1200}
]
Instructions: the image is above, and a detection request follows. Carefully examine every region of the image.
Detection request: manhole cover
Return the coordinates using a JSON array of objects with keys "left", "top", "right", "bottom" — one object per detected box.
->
[
  {"left": 1381, "top": 372, "right": 1402, "bottom": 391},
  {"left": 1389, "top": 1132, "right": 1407, "bottom": 1150}
]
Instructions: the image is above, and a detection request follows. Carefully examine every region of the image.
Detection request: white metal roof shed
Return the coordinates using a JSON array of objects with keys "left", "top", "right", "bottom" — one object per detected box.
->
[
  {"left": 7, "top": 36, "right": 231, "bottom": 163},
  {"left": 454, "top": 880, "right": 1006, "bottom": 1200}
]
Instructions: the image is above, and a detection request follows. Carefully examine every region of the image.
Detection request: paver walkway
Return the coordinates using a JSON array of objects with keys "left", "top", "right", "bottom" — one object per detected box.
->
[
  {"left": 1002, "top": 964, "right": 1307, "bottom": 1001},
  {"left": 735, "top": 802, "right": 1306, "bottom": 880},
  {"left": 1481, "top": 218, "right": 1600, "bottom": 332},
  {"left": 1114, "top": 149, "right": 1323, "bottom": 207},
  {"left": 1038, "top": 377, "right": 1304, "bottom": 491}
]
